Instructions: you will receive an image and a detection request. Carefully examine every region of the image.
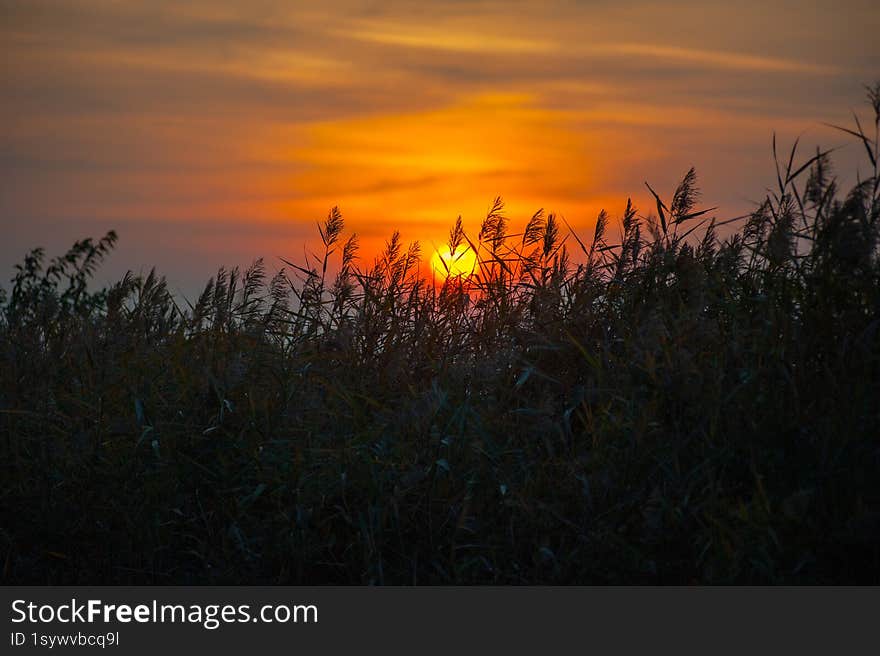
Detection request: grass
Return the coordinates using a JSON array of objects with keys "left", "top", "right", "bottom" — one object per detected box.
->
[{"left": 1, "top": 85, "right": 879, "bottom": 584}]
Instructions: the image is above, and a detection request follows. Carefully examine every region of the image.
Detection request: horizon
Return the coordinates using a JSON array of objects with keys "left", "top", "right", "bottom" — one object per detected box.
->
[{"left": 2, "top": 0, "right": 878, "bottom": 297}]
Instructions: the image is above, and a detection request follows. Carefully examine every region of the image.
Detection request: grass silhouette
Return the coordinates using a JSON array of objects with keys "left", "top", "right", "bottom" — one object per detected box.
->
[{"left": 1, "top": 84, "right": 878, "bottom": 584}]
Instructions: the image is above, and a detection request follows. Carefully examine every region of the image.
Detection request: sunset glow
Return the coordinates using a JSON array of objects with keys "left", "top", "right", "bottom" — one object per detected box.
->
[{"left": 1, "top": 1, "right": 877, "bottom": 294}]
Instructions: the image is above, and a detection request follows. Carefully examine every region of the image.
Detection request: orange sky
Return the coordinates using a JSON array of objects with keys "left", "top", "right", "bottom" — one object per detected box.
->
[{"left": 1, "top": 0, "right": 878, "bottom": 295}]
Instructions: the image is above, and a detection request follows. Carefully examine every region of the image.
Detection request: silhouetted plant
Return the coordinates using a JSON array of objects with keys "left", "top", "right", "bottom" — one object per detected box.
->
[{"left": 1, "top": 84, "right": 878, "bottom": 584}]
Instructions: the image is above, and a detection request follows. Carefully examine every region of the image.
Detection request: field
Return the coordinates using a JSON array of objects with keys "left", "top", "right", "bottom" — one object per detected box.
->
[{"left": 1, "top": 87, "right": 879, "bottom": 584}]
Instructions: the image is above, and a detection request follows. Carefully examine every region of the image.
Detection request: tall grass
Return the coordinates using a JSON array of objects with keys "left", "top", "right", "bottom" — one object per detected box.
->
[{"left": 1, "top": 85, "right": 879, "bottom": 583}]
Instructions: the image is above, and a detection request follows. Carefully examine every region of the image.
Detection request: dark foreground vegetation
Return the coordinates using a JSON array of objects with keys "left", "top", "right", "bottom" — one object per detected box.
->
[{"left": 2, "top": 88, "right": 880, "bottom": 584}]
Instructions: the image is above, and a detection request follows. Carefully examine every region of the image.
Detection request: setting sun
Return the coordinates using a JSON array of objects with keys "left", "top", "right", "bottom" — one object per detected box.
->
[{"left": 430, "top": 245, "right": 478, "bottom": 283}]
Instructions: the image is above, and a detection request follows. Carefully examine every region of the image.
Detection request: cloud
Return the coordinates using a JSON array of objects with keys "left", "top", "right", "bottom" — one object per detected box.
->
[
  {"left": 599, "top": 43, "right": 838, "bottom": 75},
  {"left": 336, "top": 20, "right": 556, "bottom": 54}
]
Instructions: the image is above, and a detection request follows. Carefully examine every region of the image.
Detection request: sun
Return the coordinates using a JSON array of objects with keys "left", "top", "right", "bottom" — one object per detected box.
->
[{"left": 430, "top": 245, "right": 478, "bottom": 283}]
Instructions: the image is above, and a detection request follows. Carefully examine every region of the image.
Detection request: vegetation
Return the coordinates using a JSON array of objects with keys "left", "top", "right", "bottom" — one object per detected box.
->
[{"left": 2, "top": 86, "right": 879, "bottom": 584}]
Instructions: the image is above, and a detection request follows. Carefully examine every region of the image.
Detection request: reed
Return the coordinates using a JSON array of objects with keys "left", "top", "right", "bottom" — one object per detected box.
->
[{"left": 1, "top": 84, "right": 878, "bottom": 584}]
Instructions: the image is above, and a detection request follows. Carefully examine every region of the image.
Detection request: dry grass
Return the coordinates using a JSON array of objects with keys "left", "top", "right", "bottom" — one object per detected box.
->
[{"left": 1, "top": 84, "right": 879, "bottom": 584}]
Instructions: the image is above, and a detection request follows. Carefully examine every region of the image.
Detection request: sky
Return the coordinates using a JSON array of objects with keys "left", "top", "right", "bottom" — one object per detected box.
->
[{"left": 2, "top": 0, "right": 878, "bottom": 295}]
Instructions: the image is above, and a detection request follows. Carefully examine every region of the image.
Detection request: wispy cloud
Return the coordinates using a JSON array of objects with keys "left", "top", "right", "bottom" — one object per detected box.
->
[
  {"left": 337, "top": 20, "right": 556, "bottom": 54},
  {"left": 601, "top": 43, "right": 838, "bottom": 74}
]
